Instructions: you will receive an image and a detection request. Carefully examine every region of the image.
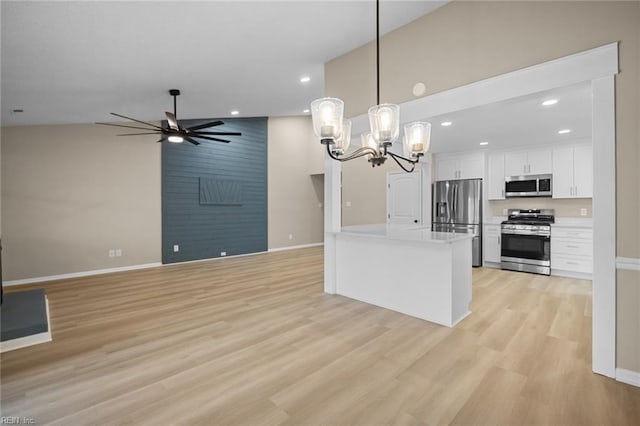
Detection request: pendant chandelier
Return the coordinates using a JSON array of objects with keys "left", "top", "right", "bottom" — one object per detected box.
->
[{"left": 310, "top": 0, "right": 431, "bottom": 173}]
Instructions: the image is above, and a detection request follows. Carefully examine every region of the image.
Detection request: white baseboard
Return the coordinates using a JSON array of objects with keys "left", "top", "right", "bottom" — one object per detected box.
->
[
  {"left": 1, "top": 296, "right": 52, "bottom": 353},
  {"left": 3, "top": 245, "right": 325, "bottom": 287},
  {"left": 616, "top": 368, "right": 640, "bottom": 388},
  {"left": 268, "top": 243, "right": 324, "bottom": 253},
  {"left": 616, "top": 257, "right": 640, "bottom": 271},
  {"left": 3, "top": 262, "right": 163, "bottom": 287}
]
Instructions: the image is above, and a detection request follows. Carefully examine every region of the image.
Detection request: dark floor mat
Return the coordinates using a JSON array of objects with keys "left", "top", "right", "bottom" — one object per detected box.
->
[{"left": 1, "top": 289, "right": 49, "bottom": 341}]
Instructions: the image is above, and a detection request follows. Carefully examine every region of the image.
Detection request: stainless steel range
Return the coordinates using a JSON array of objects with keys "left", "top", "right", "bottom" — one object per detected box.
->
[{"left": 501, "top": 209, "right": 554, "bottom": 275}]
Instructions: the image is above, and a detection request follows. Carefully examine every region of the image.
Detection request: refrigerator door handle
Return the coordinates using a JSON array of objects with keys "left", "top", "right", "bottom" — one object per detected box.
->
[{"left": 453, "top": 184, "right": 458, "bottom": 222}]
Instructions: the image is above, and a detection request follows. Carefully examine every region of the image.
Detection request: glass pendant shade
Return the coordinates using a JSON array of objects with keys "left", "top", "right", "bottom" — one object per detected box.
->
[
  {"left": 368, "top": 103, "right": 399, "bottom": 145},
  {"left": 333, "top": 119, "right": 352, "bottom": 154},
  {"left": 310, "top": 97, "right": 344, "bottom": 143},
  {"left": 361, "top": 131, "right": 378, "bottom": 159},
  {"left": 402, "top": 121, "right": 431, "bottom": 158}
]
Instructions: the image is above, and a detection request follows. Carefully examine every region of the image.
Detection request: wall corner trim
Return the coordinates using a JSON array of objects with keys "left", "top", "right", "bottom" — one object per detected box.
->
[
  {"left": 616, "top": 368, "right": 640, "bottom": 388},
  {"left": 268, "top": 243, "right": 324, "bottom": 253},
  {"left": 616, "top": 257, "right": 640, "bottom": 271},
  {"left": 3, "top": 263, "right": 163, "bottom": 287}
]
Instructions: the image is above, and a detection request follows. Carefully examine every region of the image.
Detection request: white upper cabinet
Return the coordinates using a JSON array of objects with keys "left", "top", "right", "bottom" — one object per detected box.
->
[
  {"left": 435, "top": 156, "right": 459, "bottom": 181},
  {"left": 504, "top": 151, "right": 528, "bottom": 176},
  {"left": 459, "top": 153, "right": 485, "bottom": 180},
  {"left": 487, "top": 152, "right": 505, "bottom": 200},
  {"left": 504, "top": 148, "right": 552, "bottom": 176},
  {"left": 435, "top": 152, "right": 484, "bottom": 181},
  {"left": 553, "top": 143, "right": 593, "bottom": 198},
  {"left": 526, "top": 148, "right": 553, "bottom": 174}
]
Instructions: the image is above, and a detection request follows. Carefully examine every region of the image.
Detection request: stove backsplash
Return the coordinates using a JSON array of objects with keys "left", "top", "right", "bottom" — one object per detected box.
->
[{"left": 490, "top": 198, "right": 592, "bottom": 218}]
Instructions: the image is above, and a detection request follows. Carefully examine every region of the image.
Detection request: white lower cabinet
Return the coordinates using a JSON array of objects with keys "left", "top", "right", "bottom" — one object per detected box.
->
[
  {"left": 483, "top": 224, "right": 501, "bottom": 265},
  {"left": 551, "top": 226, "right": 593, "bottom": 277}
]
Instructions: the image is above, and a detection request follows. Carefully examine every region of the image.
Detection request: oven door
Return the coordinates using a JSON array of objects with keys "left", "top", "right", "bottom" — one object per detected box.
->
[{"left": 501, "top": 230, "right": 550, "bottom": 266}]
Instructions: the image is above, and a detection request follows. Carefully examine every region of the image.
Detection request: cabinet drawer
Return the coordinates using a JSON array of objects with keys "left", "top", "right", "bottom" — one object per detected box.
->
[
  {"left": 484, "top": 226, "right": 500, "bottom": 237},
  {"left": 552, "top": 255, "right": 593, "bottom": 274},
  {"left": 551, "top": 239, "right": 593, "bottom": 257},
  {"left": 552, "top": 228, "right": 592, "bottom": 240}
]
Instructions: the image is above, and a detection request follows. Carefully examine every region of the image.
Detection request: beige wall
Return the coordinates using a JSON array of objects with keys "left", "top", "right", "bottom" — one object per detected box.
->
[
  {"left": 1, "top": 124, "right": 162, "bottom": 280},
  {"left": 267, "top": 116, "right": 324, "bottom": 249},
  {"left": 1, "top": 117, "right": 323, "bottom": 281},
  {"left": 325, "top": 1, "right": 639, "bottom": 372},
  {"left": 490, "top": 198, "right": 592, "bottom": 218},
  {"left": 617, "top": 269, "right": 640, "bottom": 372}
]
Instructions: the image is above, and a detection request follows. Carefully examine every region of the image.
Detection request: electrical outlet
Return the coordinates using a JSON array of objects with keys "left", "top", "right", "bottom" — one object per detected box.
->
[
  {"left": 220, "top": 251, "right": 227, "bottom": 257},
  {"left": 115, "top": 249, "right": 122, "bottom": 257},
  {"left": 503, "top": 208, "right": 508, "bottom": 215},
  {"left": 108, "top": 249, "right": 115, "bottom": 258},
  {"left": 288, "top": 234, "right": 293, "bottom": 240},
  {"left": 580, "top": 208, "right": 588, "bottom": 216},
  {"left": 173, "top": 244, "right": 179, "bottom": 253},
  {"left": 346, "top": 201, "right": 352, "bottom": 207}
]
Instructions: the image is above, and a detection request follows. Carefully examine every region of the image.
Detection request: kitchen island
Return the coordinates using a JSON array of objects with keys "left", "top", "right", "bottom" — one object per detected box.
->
[{"left": 332, "top": 224, "right": 473, "bottom": 327}]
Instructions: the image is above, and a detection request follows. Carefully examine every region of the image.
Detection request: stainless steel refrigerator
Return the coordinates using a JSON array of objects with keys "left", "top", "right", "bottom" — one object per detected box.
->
[{"left": 432, "top": 178, "right": 483, "bottom": 267}]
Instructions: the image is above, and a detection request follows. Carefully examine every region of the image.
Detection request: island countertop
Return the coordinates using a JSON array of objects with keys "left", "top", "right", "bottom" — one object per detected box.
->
[{"left": 337, "top": 224, "right": 474, "bottom": 244}]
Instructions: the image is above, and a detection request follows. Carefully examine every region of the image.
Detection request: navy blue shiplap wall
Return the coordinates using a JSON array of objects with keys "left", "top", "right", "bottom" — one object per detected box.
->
[{"left": 162, "top": 117, "right": 267, "bottom": 264}]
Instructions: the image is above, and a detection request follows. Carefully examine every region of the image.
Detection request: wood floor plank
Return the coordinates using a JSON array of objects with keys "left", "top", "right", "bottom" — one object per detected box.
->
[{"left": 2, "top": 247, "right": 639, "bottom": 425}]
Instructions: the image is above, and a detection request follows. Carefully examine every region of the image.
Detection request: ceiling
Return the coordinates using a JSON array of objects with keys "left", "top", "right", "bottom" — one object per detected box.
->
[
  {"left": 424, "top": 81, "right": 593, "bottom": 154},
  {"left": 1, "top": 0, "right": 446, "bottom": 127}
]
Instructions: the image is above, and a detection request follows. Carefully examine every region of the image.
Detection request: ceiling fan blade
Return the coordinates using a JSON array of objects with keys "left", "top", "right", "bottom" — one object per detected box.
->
[
  {"left": 192, "top": 135, "right": 230, "bottom": 143},
  {"left": 110, "top": 112, "right": 164, "bottom": 130},
  {"left": 96, "top": 122, "right": 160, "bottom": 131},
  {"left": 193, "top": 131, "right": 242, "bottom": 136},
  {"left": 117, "top": 132, "right": 162, "bottom": 136},
  {"left": 184, "top": 136, "right": 201, "bottom": 146},
  {"left": 165, "top": 112, "right": 180, "bottom": 131},
  {"left": 157, "top": 138, "right": 164, "bottom": 143},
  {"left": 186, "top": 120, "right": 224, "bottom": 131}
]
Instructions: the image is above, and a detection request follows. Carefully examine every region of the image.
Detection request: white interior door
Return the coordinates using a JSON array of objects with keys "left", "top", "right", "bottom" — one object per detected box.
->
[{"left": 387, "top": 171, "right": 422, "bottom": 225}]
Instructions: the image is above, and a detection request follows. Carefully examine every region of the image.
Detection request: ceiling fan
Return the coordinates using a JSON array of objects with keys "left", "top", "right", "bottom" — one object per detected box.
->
[{"left": 96, "top": 89, "right": 241, "bottom": 145}]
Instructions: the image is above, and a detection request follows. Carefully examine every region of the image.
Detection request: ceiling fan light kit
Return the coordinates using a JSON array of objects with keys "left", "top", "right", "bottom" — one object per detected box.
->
[
  {"left": 310, "top": 0, "right": 430, "bottom": 173},
  {"left": 96, "top": 89, "right": 242, "bottom": 146}
]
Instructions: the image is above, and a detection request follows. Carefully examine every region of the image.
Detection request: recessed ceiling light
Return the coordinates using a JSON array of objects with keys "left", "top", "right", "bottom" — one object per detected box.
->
[
  {"left": 230, "top": 110, "right": 239, "bottom": 116},
  {"left": 558, "top": 129, "right": 571, "bottom": 134},
  {"left": 542, "top": 99, "right": 558, "bottom": 106},
  {"left": 300, "top": 76, "right": 311, "bottom": 83},
  {"left": 479, "top": 141, "right": 489, "bottom": 146},
  {"left": 441, "top": 121, "right": 452, "bottom": 127},
  {"left": 303, "top": 109, "right": 310, "bottom": 113}
]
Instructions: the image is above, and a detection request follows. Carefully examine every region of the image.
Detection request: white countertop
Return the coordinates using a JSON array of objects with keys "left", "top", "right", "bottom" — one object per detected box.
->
[
  {"left": 552, "top": 218, "right": 593, "bottom": 228},
  {"left": 484, "top": 217, "right": 506, "bottom": 225},
  {"left": 337, "top": 224, "right": 474, "bottom": 244}
]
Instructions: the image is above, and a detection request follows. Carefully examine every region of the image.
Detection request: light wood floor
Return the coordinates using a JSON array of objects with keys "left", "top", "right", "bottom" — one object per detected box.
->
[{"left": 1, "top": 247, "right": 639, "bottom": 425}]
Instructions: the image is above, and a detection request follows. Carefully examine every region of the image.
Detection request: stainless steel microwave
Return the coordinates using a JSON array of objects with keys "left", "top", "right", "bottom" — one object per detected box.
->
[{"left": 505, "top": 174, "right": 552, "bottom": 198}]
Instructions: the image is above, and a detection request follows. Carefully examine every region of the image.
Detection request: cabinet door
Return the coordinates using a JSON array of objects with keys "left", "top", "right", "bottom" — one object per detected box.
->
[
  {"left": 459, "top": 152, "right": 484, "bottom": 179},
  {"left": 573, "top": 144, "right": 593, "bottom": 198},
  {"left": 487, "top": 153, "right": 505, "bottom": 200},
  {"left": 504, "top": 151, "right": 528, "bottom": 176},
  {"left": 483, "top": 226, "right": 501, "bottom": 263},
  {"left": 435, "top": 157, "right": 459, "bottom": 181},
  {"left": 552, "top": 146, "right": 574, "bottom": 198},
  {"left": 387, "top": 172, "right": 422, "bottom": 225},
  {"left": 527, "top": 148, "right": 553, "bottom": 174}
]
